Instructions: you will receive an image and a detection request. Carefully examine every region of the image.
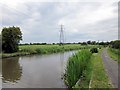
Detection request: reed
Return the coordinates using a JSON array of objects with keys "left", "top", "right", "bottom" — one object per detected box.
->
[{"left": 64, "top": 50, "right": 92, "bottom": 88}]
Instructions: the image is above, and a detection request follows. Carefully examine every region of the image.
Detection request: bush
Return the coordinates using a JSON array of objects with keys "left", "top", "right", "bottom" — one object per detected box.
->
[
  {"left": 90, "top": 48, "right": 98, "bottom": 53},
  {"left": 111, "top": 40, "right": 120, "bottom": 49}
]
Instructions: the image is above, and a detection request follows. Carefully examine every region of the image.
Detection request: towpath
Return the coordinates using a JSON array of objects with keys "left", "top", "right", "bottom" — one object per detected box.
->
[{"left": 101, "top": 48, "right": 118, "bottom": 88}]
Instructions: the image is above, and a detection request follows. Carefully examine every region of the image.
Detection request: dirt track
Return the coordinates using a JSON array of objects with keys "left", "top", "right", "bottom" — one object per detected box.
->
[{"left": 101, "top": 48, "right": 118, "bottom": 88}]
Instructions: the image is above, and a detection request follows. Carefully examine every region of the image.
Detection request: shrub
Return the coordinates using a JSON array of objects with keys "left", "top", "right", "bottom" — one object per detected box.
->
[
  {"left": 90, "top": 48, "right": 98, "bottom": 53},
  {"left": 111, "top": 40, "right": 120, "bottom": 49}
]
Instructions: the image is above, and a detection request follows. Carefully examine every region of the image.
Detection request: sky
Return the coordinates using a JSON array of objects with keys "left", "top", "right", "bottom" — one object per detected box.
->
[{"left": 0, "top": 0, "right": 119, "bottom": 43}]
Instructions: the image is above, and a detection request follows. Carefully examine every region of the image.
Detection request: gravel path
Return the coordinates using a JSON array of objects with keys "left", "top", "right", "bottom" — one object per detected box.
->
[{"left": 101, "top": 48, "right": 118, "bottom": 88}]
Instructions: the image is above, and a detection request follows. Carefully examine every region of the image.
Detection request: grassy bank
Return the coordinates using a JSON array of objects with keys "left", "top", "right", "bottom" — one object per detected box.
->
[
  {"left": 19, "top": 44, "right": 86, "bottom": 54},
  {"left": 64, "top": 49, "right": 112, "bottom": 89},
  {"left": 64, "top": 50, "right": 92, "bottom": 88},
  {"left": 90, "top": 49, "right": 112, "bottom": 88},
  {"left": 107, "top": 48, "right": 120, "bottom": 63},
  {"left": 2, "top": 44, "right": 94, "bottom": 58}
]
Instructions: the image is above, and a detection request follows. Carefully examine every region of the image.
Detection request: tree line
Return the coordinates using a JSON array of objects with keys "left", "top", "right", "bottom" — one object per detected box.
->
[
  {"left": 110, "top": 40, "right": 120, "bottom": 49},
  {"left": 1, "top": 26, "right": 120, "bottom": 53},
  {"left": 20, "top": 41, "right": 111, "bottom": 46}
]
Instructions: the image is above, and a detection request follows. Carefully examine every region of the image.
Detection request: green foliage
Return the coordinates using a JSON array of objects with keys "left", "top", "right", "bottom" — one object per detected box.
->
[
  {"left": 81, "top": 42, "right": 87, "bottom": 45},
  {"left": 90, "top": 50, "right": 112, "bottom": 88},
  {"left": 2, "top": 44, "right": 96, "bottom": 58},
  {"left": 90, "top": 48, "right": 98, "bottom": 53},
  {"left": 107, "top": 48, "right": 120, "bottom": 63},
  {"left": 19, "top": 44, "right": 89, "bottom": 54},
  {"left": 73, "top": 56, "right": 93, "bottom": 88},
  {"left": 2, "top": 26, "right": 22, "bottom": 53},
  {"left": 64, "top": 50, "right": 92, "bottom": 88},
  {"left": 110, "top": 40, "right": 120, "bottom": 49}
]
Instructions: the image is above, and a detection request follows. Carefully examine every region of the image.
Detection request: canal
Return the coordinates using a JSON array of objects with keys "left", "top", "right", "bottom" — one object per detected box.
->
[{"left": 2, "top": 51, "right": 77, "bottom": 88}]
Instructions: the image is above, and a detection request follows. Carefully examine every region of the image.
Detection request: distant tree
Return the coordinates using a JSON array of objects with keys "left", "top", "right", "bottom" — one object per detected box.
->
[
  {"left": 109, "top": 41, "right": 112, "bottom": 46},
  {"left": 99, "top": 42, "right": 105, "bottom": 45},
  {"left": 2, "top": 26, "right": 22, "bottom": 53},
  {"left": 41, "top": 43, "right": 47, "bottom": 45},
  {"left": 105, "top": 41, "right": 110, "bottom": 45},
  {"left": 30, "top": 43, "right": 32, "bottom": 45},
  {"left": 111, "top": 40, "right": 120, "bottom": 49},
  {"left": 81, "top": 42, "right": 87, "bottom": 45},
  {"left": 78, "top": 42, "right": 81, "bottom": 44},
  {"left": 87, "top": 41, "right": 91, "bottom": 44},
  {"left": 24, "top": 43, "right": 29, "bottom": 45},
  {"left": 52, "top": 43, "right": 55, "bottom": 45},
  {"left": 91, "top": 41, "right": 96, "bottom": 45}
]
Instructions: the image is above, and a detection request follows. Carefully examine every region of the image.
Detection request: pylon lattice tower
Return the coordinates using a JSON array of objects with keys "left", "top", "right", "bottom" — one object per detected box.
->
[{"left": 60, "top": 25, "right": 64, "bottom": 45}]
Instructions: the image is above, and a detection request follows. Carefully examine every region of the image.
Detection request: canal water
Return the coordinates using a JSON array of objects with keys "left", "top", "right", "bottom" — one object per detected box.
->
[{"left": 2, "top": 51, "right": 77, "bottom": 88}]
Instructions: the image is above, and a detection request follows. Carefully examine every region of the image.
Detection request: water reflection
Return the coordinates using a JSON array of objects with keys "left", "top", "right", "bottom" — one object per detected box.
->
[
  {"left": 60, "top": 52, "right": 68, "bottom": 88},
  {"left": 2, "top": 51, "right": 76, "bottom": 88},
  {"left": 2, "top": 57, "right": 22, "bottom": 83}
]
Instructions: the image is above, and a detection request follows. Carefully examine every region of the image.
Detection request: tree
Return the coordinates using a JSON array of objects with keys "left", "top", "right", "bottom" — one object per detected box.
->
[
  {"left": 90, "top": 48, "right": 98, "bottom": 53},
  {"left": 2, "top": 26, "right": 22, "bottom": 53},
  {"left": 87, "top": 41, "right": 91, "bottom": 44},
  {"left": 99, "top": 41, "right": 105, "bottom": 45},
  {"left": 91, "top": 41, "right": 96, "bottom": 45},
  {"left": 111, "top": 40, "right": 120, "bottom": 49},
  {"left": 81, "top": 42, "right": 87, "bottom": 45}
]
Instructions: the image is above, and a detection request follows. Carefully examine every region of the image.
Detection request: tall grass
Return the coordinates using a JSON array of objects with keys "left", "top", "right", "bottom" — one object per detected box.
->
[{"left": 64, "top": 50, "right": 92, "bottom": 88}]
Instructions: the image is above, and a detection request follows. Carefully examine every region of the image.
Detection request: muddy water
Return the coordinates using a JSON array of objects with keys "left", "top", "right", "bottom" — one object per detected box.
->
[{"left": 2, "top": 51, "right": 77, "bottom": 88}]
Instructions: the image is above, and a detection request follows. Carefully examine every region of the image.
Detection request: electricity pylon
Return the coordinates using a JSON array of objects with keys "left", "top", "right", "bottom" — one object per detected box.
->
[{"left": 59, "top": 25, "right": 64, "bottom": 46}]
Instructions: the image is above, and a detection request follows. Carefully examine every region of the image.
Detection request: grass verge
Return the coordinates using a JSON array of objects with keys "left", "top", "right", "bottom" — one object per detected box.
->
[
  {"left": 90, "top": 49, "right": 112, "bottom": 88},
  {"left": 107, "top": 48, "right": 120, "bottom": 63}
]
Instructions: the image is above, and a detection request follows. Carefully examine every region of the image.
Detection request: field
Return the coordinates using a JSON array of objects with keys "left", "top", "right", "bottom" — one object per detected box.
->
[
  {"left": 2, "top": 44, "right": 98, "bottom": 58},
  {"left": 19, "top": 44, "right": 85, "bottom": 54}
]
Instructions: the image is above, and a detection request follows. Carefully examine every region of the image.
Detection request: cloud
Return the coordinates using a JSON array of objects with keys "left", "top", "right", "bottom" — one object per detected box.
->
[{"left": 0, "top": 1, "right": 118, "bottom": 43}]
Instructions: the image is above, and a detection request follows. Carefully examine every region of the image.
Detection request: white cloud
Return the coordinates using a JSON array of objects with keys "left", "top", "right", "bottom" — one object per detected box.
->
[
  {"left": 84, "top": 3, "right": 117, "bottom": 24},
  {"left": 56, "top": 2, "right": 117, "bottom": 33},
  {"left": 0, "top": 1, "right": 118, "bottom": 43}
]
